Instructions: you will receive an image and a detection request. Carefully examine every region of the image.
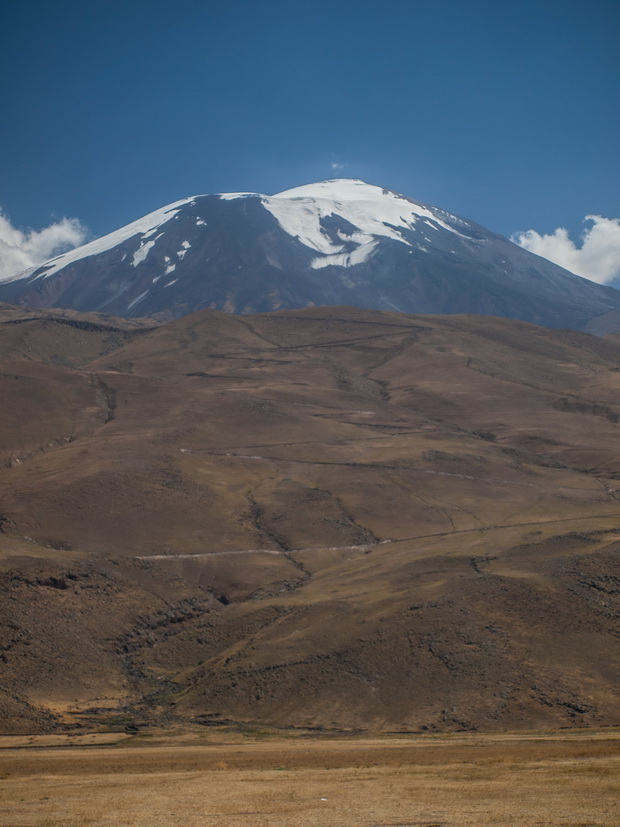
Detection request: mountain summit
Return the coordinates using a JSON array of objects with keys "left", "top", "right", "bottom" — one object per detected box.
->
[{"left": 2, "top": 179, "right": 619, "bottom": 329}]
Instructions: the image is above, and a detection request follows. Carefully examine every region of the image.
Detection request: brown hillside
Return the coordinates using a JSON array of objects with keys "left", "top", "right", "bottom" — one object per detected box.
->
[
  {"left": 0, "top": 305, "right": 154, "bottom": 368},
  {"left": 1, "top": 306, "right": 619, "bottom": 733}
]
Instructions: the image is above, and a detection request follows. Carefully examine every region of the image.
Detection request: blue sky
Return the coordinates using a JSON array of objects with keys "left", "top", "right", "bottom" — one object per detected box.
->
[{"left": 1, "top": 0, "right": 618, "bottom": 279}]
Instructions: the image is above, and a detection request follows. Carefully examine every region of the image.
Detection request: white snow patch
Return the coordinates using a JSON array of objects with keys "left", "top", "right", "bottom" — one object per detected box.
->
[
  {"left": 127, "top": 290, "right": 149, "bottom": 310},
  {"left": 132, "top": 239, "right": 156, "bottom": 266},
  {"left": 177, "top": 240, "right": 191, "bottom": 260},
  {"left": 218, "top": 192, "right": 260, "bottom": 200},
  {"left": 153, "top": 261, "right": 176, "bottom": 283},
  {"left": 142, "top": 225, "right": 164, "bottom": 241},
  {"left": 310, "top": 240, "right": 378, "bottom": 269},
  {"left": 22, "top": 197, "right": 197, "bottom": 282},
  {"left": 164, "top": 279, "right": 178, "bottom": 287},
  {"left": 259, "top": 179, "right": 466, "bottom": 264},
  {"left": 196, "top": 218, "right": 206, "bottom": 226}
]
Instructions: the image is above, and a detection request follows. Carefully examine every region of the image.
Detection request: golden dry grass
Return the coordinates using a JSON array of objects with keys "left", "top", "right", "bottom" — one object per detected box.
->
[{"left": 0, "top": 731, "right": 618, "bottom": 826}]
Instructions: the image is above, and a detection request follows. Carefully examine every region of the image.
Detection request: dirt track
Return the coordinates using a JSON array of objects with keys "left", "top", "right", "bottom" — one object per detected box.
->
[{"left": 1, "top": 731, "right": 619, "bottom": 826}]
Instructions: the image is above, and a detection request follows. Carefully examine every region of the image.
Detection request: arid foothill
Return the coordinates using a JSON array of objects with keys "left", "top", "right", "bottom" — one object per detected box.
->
[{"left": 1, "top": 304, "right": 619, "bottom": 736}]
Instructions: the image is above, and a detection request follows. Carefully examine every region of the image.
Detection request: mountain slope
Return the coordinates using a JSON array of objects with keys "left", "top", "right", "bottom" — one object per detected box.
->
[
  {"left": 1, "top": 180, "right": 618, "bottom": 329},
  {"left": 1, "top": 306, "right": 620, "bottom": 733},
  {"left": 0, "top": 305, "right": 154, "bottom": 367}
]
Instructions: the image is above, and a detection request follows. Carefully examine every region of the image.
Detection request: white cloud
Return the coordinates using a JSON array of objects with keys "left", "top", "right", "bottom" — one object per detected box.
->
[
  {"left": 330, "top": 161, "right": 345, "bottom": 170},
  {"left": 0, "top": 211, "right": 88, "bottom": 281},
  {"left": 513, "top": 215, "right": 620, "bottom": 285}
]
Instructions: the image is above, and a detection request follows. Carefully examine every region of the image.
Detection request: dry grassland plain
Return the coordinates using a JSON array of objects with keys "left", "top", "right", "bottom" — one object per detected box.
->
[{"left": 1, "top": 729, "right": 619, "bottom": 827}]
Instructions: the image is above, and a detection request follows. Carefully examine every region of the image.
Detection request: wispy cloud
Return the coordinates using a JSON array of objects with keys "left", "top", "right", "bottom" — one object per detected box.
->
[
  {"left": 513, "top": 216, "right": 620, "bottom": 285},
  {"left": 330, "top": 161, "right": 345, "bottom": 170},
  {"left": 0, "top": 211, "right": 88, "bottom": 281}
]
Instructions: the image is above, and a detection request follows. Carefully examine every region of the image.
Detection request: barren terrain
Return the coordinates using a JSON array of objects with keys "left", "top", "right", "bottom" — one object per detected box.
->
[{"left": 1, "top": 306, "right": 620, "bottom": 733}]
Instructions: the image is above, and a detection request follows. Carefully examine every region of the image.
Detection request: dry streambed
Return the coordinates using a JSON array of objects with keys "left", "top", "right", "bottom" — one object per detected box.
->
[{"left": 0, "top": 730, "right": 619, "bottom": 826}]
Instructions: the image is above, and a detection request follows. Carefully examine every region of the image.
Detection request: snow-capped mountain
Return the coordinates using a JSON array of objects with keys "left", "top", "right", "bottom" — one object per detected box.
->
[{"left": 1, "top": 179, "right": 619, "bottom": 329}]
